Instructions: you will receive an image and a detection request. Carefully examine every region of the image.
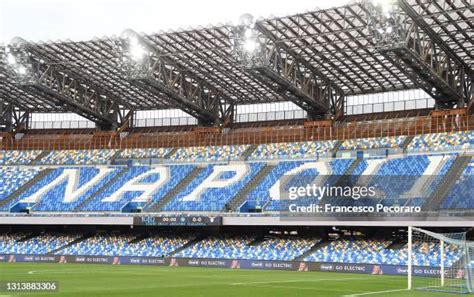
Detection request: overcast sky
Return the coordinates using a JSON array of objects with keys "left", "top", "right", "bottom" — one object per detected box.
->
[{"left": 0, "top": 0, "right": 352, "bottom": 43}]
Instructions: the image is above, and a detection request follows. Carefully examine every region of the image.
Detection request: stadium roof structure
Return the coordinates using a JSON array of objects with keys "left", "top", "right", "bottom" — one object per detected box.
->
[{"left": 0, "top": 0, "right": 472, "bottom": 130}]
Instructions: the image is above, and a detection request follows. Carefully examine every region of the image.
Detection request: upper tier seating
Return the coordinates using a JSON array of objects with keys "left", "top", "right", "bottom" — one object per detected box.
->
[
  {"left": 169, "top": 145, "right": 249, "bottom": 162},
  {"left": 176, "top": 235, "right": 320, "bottom": 261},
  {"left": 38, "top": 149, "right": 116, "bottom": 165},
  {"left": 249, "top": 141, "right": 336, "bottom": 160},
  {"left": 304, "top": 238, "right": 462, "bottom": 267},
  {"left": 441, "top": 159, "right": 474, "bottom": 209},
  {"left": 0, "top": 233, "right": 80, "bottom": 255},
  {"left": 408, "top": 131, "right": 474, "bottom": 152},
  {"left": 0, "top": 150, "right": 42, "bottom": 165},
  {"left": 119, "top": 148, "right": 172, "bottom": 159},
  {"left": 331, "top": 154, "right": 455, "bottom": 208},
  {"left": 27, "top": 167, "right": 123, "bottom": 212},
  {"left": 251, "top": 159, "right": 353, "bottom": 211},
  {"left": 163, "top": 163, "right": 265, "bottom": 212},
  {"left": 82, "top": 165, "right": 195, "bottom": 212},
  {"left": 340, "top": 136, "right": 406, "bottom": 151},
  {"left": 0, "top": 167, "right": 41, "bottom": 211},
  {"left": 0, "top": 154, "right": 462, "bottom": 212}
]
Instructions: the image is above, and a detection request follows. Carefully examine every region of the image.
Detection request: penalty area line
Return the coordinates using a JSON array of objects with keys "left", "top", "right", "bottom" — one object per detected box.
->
[{"left": 342, "top": 288, "right": 409, "bottom": 297}]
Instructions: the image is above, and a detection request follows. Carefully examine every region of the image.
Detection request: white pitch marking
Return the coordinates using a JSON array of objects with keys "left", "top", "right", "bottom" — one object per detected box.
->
[
  {"left": 342, "top": 288, "right": 409, "bottom": 297},
  {"left": 232, "top": 277, "right": 369, "bottom": 286}
]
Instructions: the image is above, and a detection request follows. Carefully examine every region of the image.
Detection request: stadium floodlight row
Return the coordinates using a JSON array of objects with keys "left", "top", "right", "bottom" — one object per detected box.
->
[{"left": 0, "top": 0, "right": 472, "bottom": 130}]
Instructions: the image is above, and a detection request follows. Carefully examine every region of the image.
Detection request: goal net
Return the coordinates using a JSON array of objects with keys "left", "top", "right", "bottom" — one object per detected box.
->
[{"left": 408, "top": 227, "right": 473, "bottom": 294}]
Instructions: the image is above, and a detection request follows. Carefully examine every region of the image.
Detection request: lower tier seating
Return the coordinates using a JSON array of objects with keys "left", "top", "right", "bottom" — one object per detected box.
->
[
  {"left": 0, "top": 233, "right": 80, "bottom": 255},
  {"left": 0, "top": 233, "right": 462, "bottom": 268},
  {"left": 57, "top": 233, "right": 193, "bottom": 257},
  {"left": 176, "top": 235, "right": 320, "bottom": 261},
  {"left": 304, "top": 238, "right": 462, "bottom": 267}
]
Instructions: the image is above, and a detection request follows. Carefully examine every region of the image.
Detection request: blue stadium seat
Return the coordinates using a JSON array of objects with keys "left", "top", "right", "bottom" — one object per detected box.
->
[
  {"left": 163, "top": 163, "right": 264, "bottom": 211},
  {"left": 176, "top": 235, "right": 320, "bottom": 261},
  {"left": 442, "top": 160, "right": 474, "bottom": 209},
  {"left": 38, "top": 149, "right": 116, "bottom": 165},
  {"left": 0, "top": 167, "right": 42, "bottom": 211}
]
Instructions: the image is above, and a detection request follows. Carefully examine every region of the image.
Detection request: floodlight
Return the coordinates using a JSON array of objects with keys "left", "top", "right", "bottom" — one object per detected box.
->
[
  {"left": 17, "top": 65, "right": 27, "bottom": 76},
  {"left": 372, "top": 0, "right": 394, "bottom": 13},
  {"left": 230, "top": 13, "right": 268, "bottom": 68},
  {"left": 128, "top": 37, "right": 146, "bottom": 62},
  {"left": 243, "top": 39, "right": 257, "bottom": 53},
  {"left": 239, "top": 14, "right": 254, "bottom": 27},
  {"left": 244, "top": 28, "right": 253, "bottom": 39},
  {"left": 6, "top": 53, "right": 16, "bottom": 65}
]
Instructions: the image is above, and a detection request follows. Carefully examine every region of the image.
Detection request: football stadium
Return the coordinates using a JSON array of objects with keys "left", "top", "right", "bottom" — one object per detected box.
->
[{"left": 0, "top": 0, "right": 473, "bottom": 296}]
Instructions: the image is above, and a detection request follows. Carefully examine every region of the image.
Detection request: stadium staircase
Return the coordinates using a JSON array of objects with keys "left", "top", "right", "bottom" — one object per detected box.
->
[
  {"left": 128, "top": 234, "right": 148, "bottom": 244},
  {"left": 73, "top": 167, "right": 128, "bottom": 212},
  {"left": 145, "top": 166, "right": 206, "bottom": 212},
  {"left": 386, "top": 239, "right": 406, "bottom": 250},
  {"left": 109, "top": 149, "right": 123, "bottom": 163},
  {"left": 337, "top": 158, "right": 362, "bottom": 183},
  {"left": 318, "top": 158, "right": 362, "bottom": 205},
  {"left": 295, "top": 239, "right": 329, "bottom": 261},
  {"left": 163, "top": 148, "right": 178, "bottom": 159},
  {"left": 47, "top": 234, "right": 94, "bottom": 255},
  {"left": 401, "top": 136, "right": 414, "bottom": 151},
  {"left": 331, "top": 140, "right": 343, "bottom": 157},
  {"left": 167, "top": 234, "right": 208, "bottom": 257},
  {"left": 240, "top": 144, "right": 258, "bottom": 160},
  {"left": 225, "top": 164, "right": 275, "bottom": 211},
  {"left": 0, "top": 168, "right": 55, "bottom": 210},
  {"left": 16, "top": 233, "right": 40, "bottom": 242},
  {"left": 247, "top": 235, "right": 266, "bottom": 246},
  {"left": 422, "top": 155, "right": 472, "bottom": 212},
  {"left": 32, "top": 150, "right": 51, "bottom": 164}
]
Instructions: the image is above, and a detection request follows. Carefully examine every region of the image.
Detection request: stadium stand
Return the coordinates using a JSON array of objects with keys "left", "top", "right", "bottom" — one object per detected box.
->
[
  {"left": 304, "top": 238, "right": 462, "bottom": 267},
  {"left": 339, "top": 136, "right": 406, "bottom": 150},
  {"left": 29, "top": 167, "right": 124, "bottom": 212},
  {"left": 0, "top": 150, "right": 42, "bottom": 165},
  {"left": 441, "top": 159, "right": 474, "bottom": 209},
  {"left": 163, "top": 163, "right": 265, "bottom": 212},
  {"left": 0, "top": 233, "right": 80, "bottom": 255},
  {"left": 249, "top": 141, "right": 336, "bottom": 160},
  {"left": 407, "top": 131, "right": 474, "bottom": 152},
  {"left": 119, "top": 148, "right": 172, "bottom": 159},
  {"left": 58, "top": 234, "right": 137, "bottom": 256},
  {"left": 37, "top": 149, "right": 116, "bottom": 165},
  {"left": 263, "top": 159, "right": 353, "bottom": 211},
  {"left": 81, "top": 165, "right": 195, "bottom": 212},
  {"left": 0, "top": 232, "right": 465, "bottom": 268},
  {"left": 117, "top": 234, "right": 194, "bottom": 257},
  {"left": 169, "top": 145, "right": 249, "bottom": 162},
  {"left": 176, "top": 235, "right": 320, "bottom": 261},
  {"left": 322, "top": 154, "right": 456, "bottom": 209},
  {"left": 0, "top": 130, "right": 471, "bottom": 213},
  {"left": 56, "top": 233, "right": 193, "bottom": 257},
  {"left": 0, "top": 167, "right": 41, "bottom": 205}
]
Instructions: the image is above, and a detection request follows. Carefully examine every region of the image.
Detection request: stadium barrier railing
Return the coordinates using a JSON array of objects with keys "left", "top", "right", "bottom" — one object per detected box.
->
[{"left": 2, "top": 113, "right": 473, "bottom": 151}]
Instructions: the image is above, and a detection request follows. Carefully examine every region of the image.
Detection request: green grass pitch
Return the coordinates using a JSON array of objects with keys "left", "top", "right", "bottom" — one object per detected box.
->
[{"left": 0, "top": 263, "right": 470, "bottom": 297}]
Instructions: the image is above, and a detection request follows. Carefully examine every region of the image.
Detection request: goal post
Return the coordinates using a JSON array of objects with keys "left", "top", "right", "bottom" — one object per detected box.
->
[{"left": 407, "top": 226, "right": 474, "bottom": 294}]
